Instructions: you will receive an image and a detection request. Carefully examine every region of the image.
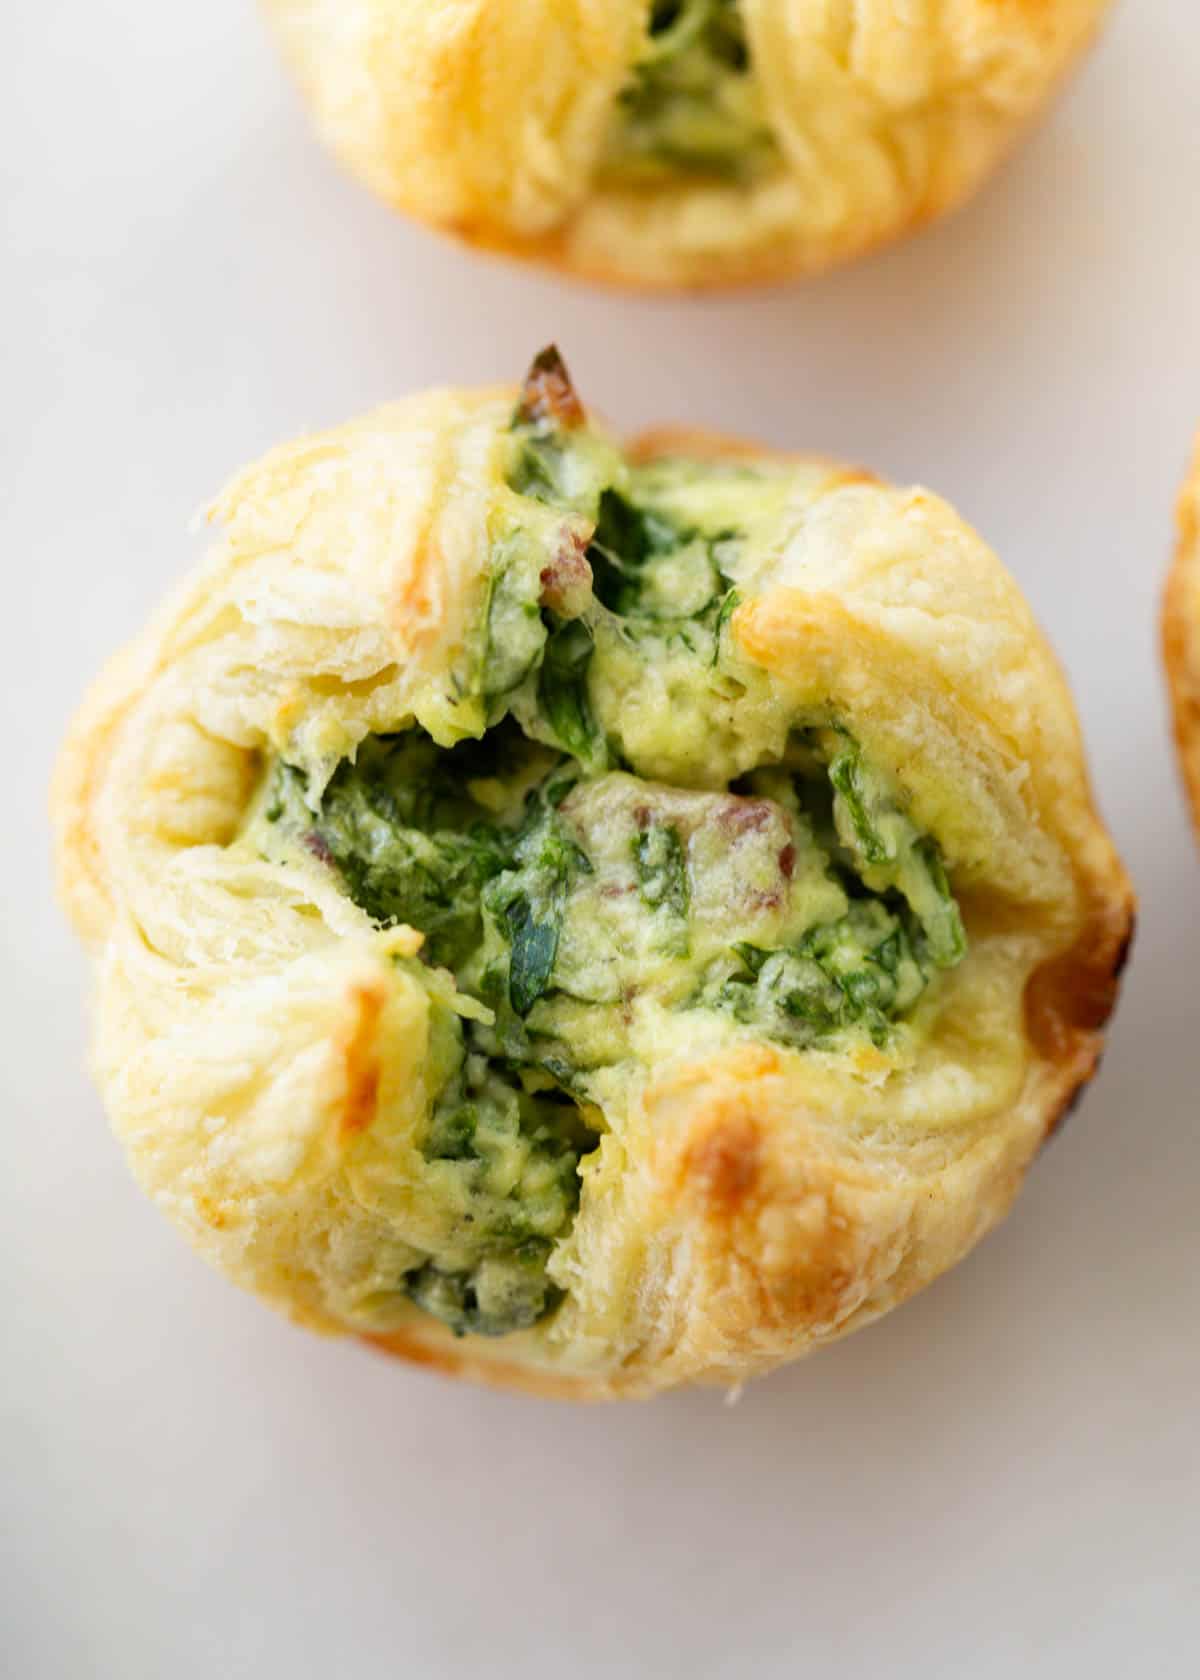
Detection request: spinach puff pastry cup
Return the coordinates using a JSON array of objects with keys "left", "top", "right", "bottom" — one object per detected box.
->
[
  {"left": 1164, "top": 441, "right": 1200, "bottom": 832},
  {"left": 54, "top": 351, "right": 1132, "bottom": 1399},
  {"left": 263, "top": 0, "right": 1113, "bottom": 289}
]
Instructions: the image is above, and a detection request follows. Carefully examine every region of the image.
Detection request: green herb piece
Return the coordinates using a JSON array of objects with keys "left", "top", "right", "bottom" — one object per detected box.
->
[
  {"left": 731, "top": 941, "right": 768, "bottom": 976},
  {"left": 828, "top": 739, "right": 967, "bottom": 969},
  {"left": 538, "top": 618, "right": 599, "bottom": 760},
  {"left": 481, "top": 537, "right": 547, "bottom": 701},
  {"left": 501, "top": 896, "right": 561, "bottom": 1017},
  {"left": 588, "top": 487, "right": 679, "bottom": 613},
  {"left": 633, "top": 821, "right": 690, "bottom": 923},
  {"left": 483, "top": 799, "right": 591, "bottom": 1017},
  {"left": 711, "top": 586, "right": 741, "bottom": 664},
  {"left": 908, "top": 838, "right": 969, "bottom": 969},
  {"left": 509, "top": 435, "right": 572, "bottom": 508},
  {"left": 828, "top": 745, "right": 889, "bottom": 865}
]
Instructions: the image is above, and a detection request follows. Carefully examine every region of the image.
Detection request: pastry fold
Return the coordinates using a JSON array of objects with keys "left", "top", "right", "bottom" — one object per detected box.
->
[{"left": 54, "top": 356, "right": 1132, "bottom": 1398}]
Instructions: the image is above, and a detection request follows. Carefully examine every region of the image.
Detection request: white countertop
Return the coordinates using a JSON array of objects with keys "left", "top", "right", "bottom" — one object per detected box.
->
[{"left": 4, "top": 3, "right": 1198, "bottom": 1674}]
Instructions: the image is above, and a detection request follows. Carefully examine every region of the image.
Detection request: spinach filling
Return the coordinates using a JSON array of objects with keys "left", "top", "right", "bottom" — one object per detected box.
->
[
  {"left": 695, "top": 742, "right": 965, "bottom": 1051},
  {"left": 603, "top": 0, "right": 776, "bottom": 183},
  {"left": 256, "top": 728, "right": 964, "bottom": 1334},
  {"left": 248, "top": 350, "right": 966, "bottom": 1340},
  {"left": 498, "top": 353, "right": 767, "bottom": 785},
  {"left": 262, "top": 731, "right": 595, "bottom": 1338},
  {"left": 405, "top": 1056, "right": 591, "bottom": 1337}
]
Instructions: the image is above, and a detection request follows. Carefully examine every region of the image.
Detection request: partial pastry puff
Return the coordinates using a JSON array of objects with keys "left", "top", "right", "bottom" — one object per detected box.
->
[
  {"left": 53, "top": 380, "right": 1132, "bottom": 1400},
  {"left": 1164, "top": 439, "right": 1200, "bottom": 830},
  {"left": 262, "top": 0, "right": 1113, "bottom": 289}
]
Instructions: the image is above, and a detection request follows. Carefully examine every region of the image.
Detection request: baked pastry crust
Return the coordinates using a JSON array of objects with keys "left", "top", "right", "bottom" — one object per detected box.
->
[
  {"left": 262, "top": 0, "right": 1113, "bottom": 289},
  {"left": 1164, "top": 439, "right": 1200, "bottom": 832},
  {"left": 53, "top": 382, "right": 1132, "bottom": 1399}
]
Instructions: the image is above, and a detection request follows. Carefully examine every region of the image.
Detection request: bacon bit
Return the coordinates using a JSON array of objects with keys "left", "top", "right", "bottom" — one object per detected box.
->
[
  {"left": 303, "top": 830, "right": 334, "bottom": 866},
  {"left": 778, "top": 844, "right": 796, "bottom": 880},
  {"left": 515, "top": 346, "right": 585, "bottom": 430},
  {"left": 717, "top": 799, "right": 773, "bottom": 836},
  {"left": 539, "top": 529, "right": 593, "bottom": 615},
  {"left": 746, "top": 888, "right": 784, "bottom": 913},
  {"left": 633, "top": 806, "right": 651, "bottom": 831}
]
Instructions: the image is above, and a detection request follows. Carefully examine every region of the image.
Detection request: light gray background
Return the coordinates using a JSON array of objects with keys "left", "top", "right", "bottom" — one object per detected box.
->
[{"left": 4, "top": 3, "right": 1198, "bottom": 1675}]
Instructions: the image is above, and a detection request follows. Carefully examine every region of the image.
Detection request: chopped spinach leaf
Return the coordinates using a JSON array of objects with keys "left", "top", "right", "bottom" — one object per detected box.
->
[
  {"left": 482, "top": 537, "right": 548, "bottom": 700},
  {"left": 712, "top": 585, "right": 740, "bottom": 664},
  {"left": 482, "top": 797, "right": 592, "bottom": 1017},
  {"left": 587, "top": 487, "right": 680, "bottom": 614},
  {"left": 909, "top": 837, "right": 969, "bottom": 969},
  {"left": 538, "top": 617, "right": 599, "bottom": 760},
  {"left": 731, "top": 940, "right": 768, "bottom": 976},
  {"left": 828, "top": 744, "right": 889, "bottom": 865},
  {"left": 498, "top": 895, "right": 560, "bottom": 1017},
  {"left": 633, "top": 820, "right": 690, "bottom": 922},
  {"left": 508, "top": 433, "right": 574, "bottom": 508},
  {"left": 828, "top": 739, "right": 966, "bottom": 968}
]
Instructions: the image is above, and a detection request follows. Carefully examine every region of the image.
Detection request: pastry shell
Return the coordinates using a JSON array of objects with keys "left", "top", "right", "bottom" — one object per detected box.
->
[
  {"left": 263, "top": 0, "right": 1114, "bottom": 289},
  {"left": 52, "top": 390, "right": 1133, "bottom": 1398}
]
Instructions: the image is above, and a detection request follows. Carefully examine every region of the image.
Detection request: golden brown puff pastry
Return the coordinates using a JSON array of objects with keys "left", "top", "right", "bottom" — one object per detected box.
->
[
  {"left": 53, "top": 350, "right": 1132, "bottom": 1399},
  {"left": 1164, "top": 439, "right": 1200, "bottom": 831},
  {"left": 262, "top": 0, "right": 1114, "bottom": 289}
]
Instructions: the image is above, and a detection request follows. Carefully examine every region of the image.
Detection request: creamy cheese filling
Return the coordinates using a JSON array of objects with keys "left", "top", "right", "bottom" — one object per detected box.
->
[
  {"left": 241, "top": 351, "right": 967, "bottom": 1340},
  {"left": 602, "top": 0, "right": 777, "bottom": 184}
]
